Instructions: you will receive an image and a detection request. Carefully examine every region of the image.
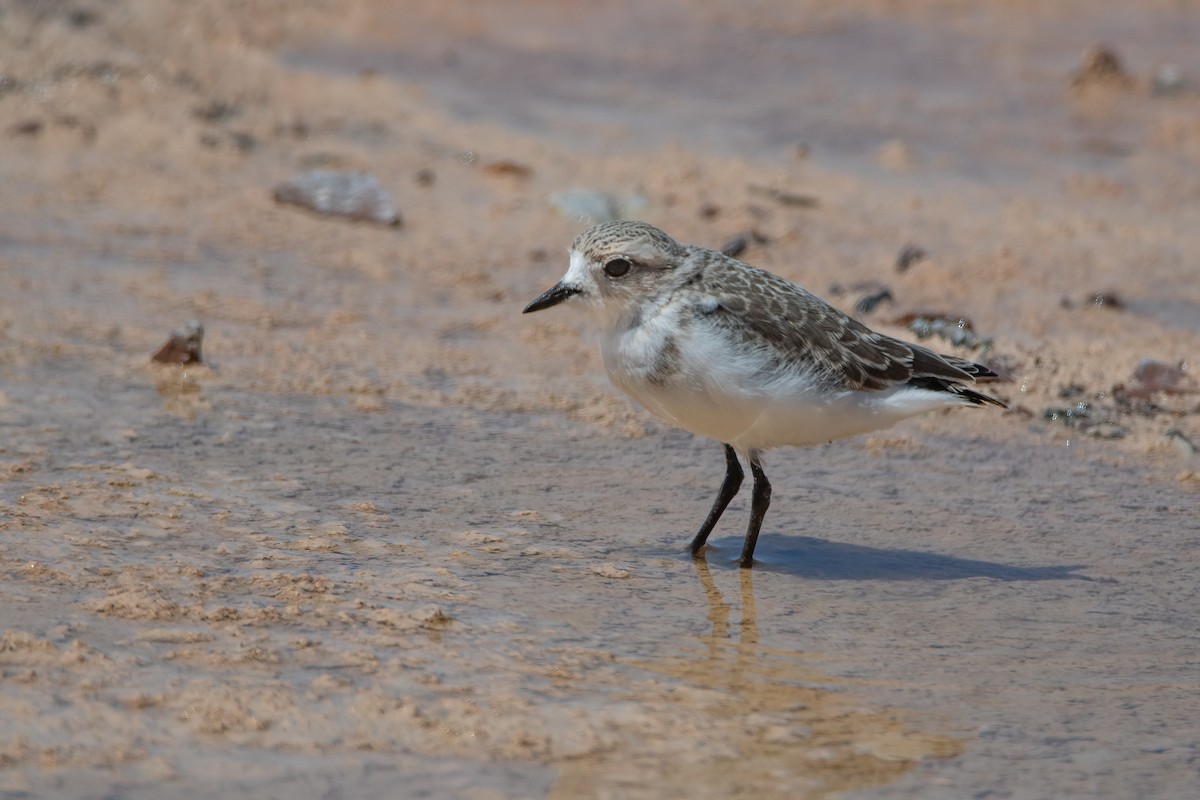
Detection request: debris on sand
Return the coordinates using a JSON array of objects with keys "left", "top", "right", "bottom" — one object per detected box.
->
[
  {"left": 1152, "top": 63, "right": 1191, "bottom": 96},
  {"left": 1124, "top": 359, "right": 1195, "bottom": 399},
  {"left": 1042, "top": 398, "right": 1128, "bottom": 439},
  {"left": 719, "top": 230, "right": 769, "bottom": 259},
  {"left": 1043, "top": 402, "right": 1090, "bottom": 425},
  {"left": 273, "top": 170, "right": 402, "bottom": 226},
  {"left": 1166, "top": 429, "right": 1198, "bottom": 460},
  {"left": 854, "top": 287, "right": 895, "bottom": 315},
  {"left": 10, "top": 119, "right": 44, "bottom": 137},
  {"left": 151, "top": 321, "right": 204, "bottom": 365},
  {"left": 895, "top": 244, "right": 928, "bottom": 273},
  {"left": 889, "top": 311, "right": 991, "bottom": 351},
  {"left": 747, "top": 184, "right": 820, "bottom": 208},
  {"left": 1088, "top": 290, "right": 1125, "bottom": 310},
  {"left": 1071, "top": 44, "right": 1134, "bottom": 89},
  {"left": 1040, "top": 361, "right": 1196, "bottom": 443},
  {"left": 720, "top": 233, "right": 748, "bottom": 258},
  {"left": 481, "top": 160, "right": 533, "bottom": 179}
]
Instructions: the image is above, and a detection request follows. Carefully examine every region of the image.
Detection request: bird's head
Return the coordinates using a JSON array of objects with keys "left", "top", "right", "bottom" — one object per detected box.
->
[{"left": 523, "top": 221, "right": 686, "bottom": 323}]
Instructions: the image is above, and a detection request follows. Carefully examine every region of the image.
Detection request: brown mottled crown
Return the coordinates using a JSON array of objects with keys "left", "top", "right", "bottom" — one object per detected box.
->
[{"left": 571, "top": 221, "right": 687, "bottom": 268}]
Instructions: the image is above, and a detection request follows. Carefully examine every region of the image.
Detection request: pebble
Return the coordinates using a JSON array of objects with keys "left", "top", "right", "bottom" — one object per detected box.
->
[
  {"left": 1152, "top": 63, "right": 1189, "bottom": 96},
  {"left": 895, "top": 244, "right": 927, "bottom": 273},
  {"left": 481, "top": 160, "right": 533, "bottom": 179},
  {"left": 273, "top": 170, "right": 402, "bottom": 226},
  {"left": 1166, "top": 429, "right": 1198, "bottom": 460},
  {"left": 1131, "top": 359, "right": 1193, "bottom": 396},
  {"left": 1084, "top": 423, "right": 1126, "bottom": 440},
  {"left": 1071, "top": 44, "right": 1132, "bottom": 89},
  {"left": 1043, "top": 402, "right": 1090, "bottom": 424},
  {"left": 890, "top": 312, "right": 990, "bottom": 350},
  {"left": 151, "top": 321, "right": 204, "bottom": 365},
  {"left": 1089, "top": 291, "right": 1124, "bottom": 310},
  {"left": 747, "top": 185, "right": 820, "bottom": 208},
  {"left": 854, "top": 287, "right": 894, "bottom": 315},
  {"left": 720, "top": 230, "right": 768, "bottom": 259}
]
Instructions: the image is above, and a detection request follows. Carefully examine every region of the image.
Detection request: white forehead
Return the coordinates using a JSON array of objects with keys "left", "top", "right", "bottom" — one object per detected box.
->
[{"left": 562, "top": 249, "right": 593, "bottom": 287}]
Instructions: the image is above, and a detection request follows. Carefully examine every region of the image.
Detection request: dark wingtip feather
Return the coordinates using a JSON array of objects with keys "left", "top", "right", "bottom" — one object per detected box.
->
[
  {"left": 956, "top": 386, "right": 1008, "bottom": 408},
  {"left": 956, "top": 359, "right": 1007, "bottom": 406},
  {"left": 907, "top": 375, "right": 1008, "bottom": 408}
]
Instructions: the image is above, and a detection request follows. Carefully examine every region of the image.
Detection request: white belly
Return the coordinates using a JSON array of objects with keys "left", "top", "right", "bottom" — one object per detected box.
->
[{"left": 601, "top": 315, "right": 961, "bottom": 453}]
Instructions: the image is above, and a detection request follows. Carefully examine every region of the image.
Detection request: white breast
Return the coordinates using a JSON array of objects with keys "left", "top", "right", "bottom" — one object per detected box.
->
[{"left": 601, "top": 302, "right": 778, "bottom": 446}]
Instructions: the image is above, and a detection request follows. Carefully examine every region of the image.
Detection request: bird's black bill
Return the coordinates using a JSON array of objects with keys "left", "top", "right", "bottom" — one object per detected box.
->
[{"left": 523, "top": 282, "right": 580, "bottom": 313}]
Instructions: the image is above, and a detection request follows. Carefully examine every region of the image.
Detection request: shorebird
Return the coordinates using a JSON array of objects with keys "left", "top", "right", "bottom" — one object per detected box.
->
[{"left": 524, "top": 221, "right": 1005, "bottom": 567}]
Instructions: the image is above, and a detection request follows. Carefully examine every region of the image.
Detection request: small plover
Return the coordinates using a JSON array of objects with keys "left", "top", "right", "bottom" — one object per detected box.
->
[{"left": 524, "top": 221, "right": 1006, "bottom": 568}]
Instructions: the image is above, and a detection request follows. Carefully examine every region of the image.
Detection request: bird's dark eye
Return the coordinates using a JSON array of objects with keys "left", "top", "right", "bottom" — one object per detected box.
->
[{"left": 603, "top": 257, "right": 632, "bottom": 278}]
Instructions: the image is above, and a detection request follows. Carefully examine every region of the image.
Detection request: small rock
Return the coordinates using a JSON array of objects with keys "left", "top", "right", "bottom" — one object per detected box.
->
[
  {"left": 747, "top": 185, "right": 820, "bottom": 208},
  {"left": 721, "top": 233, "right": 749, "bottom": 258},
  {"left": 854, "top": 287, "right": 894, "bottom": 315},
  {"left": 1129, "top": 359, "right": 1195, "bottom": 397},
  {"left": 1084, "top": 423, "right": 1126, "bottom": 440},
  {"left": 720, "top": 231, "right": 768, "bottom": 259},
  {"left": 415, "top": 168, "right": 435, "bottom": 187},
  {"left": 895, "top": 244, "right": 927, "bottom": 273},
  {"left": 228, "top": 131, "right": 257, "bottom": 153},
  {"left": 1043, "top": 403, "right": 1090, "bottom": 425},
  {"left": 590, "top": 563, "right": 631, "bottom": 579},
  {"left": 412, "top": 605, "right": 452, "bottom": 627},
  {"left": 151, "top": 321, "right": 204, "bottom": 365},
  {"left": 1071, "top": 44, "right": 1133, "bottom": 89},
  {"left": 1089, "top": 290, "right": 1124, "bottom": 309},
  {"left": 10, "top": 119, "right": 43, "bottom": 137},
  {"left": 1166, "top": 429, "right": 1198, "bottom": 460},
  {"left": 889, "top": 312, "right": 990, "bottom": 350},
  {"left": 273, "top": 170, "right": 402, "bottom": 226},
  {"left": 192, "top": 100, "right": 239, "bottom": 123},
  {"left": 67, "top": 9, "right": 100, "bottom": 28},
  {"left": 1057, "top": 383, "right": 1087, "bottom": 400},
  {"left": 481, "top": 160, "right": 533, "bottom": 179},
  {"left": 1152, "top": 63, "right": 1188, "bottom": 96}
]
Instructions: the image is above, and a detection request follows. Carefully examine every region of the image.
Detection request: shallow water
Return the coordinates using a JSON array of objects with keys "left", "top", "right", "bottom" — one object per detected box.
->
[
  {"left": 1, "top": 366, "right": 964, "bottom": 798},
  {"left": 3, "top": 349, "right": 1197, "bottom": 797}
]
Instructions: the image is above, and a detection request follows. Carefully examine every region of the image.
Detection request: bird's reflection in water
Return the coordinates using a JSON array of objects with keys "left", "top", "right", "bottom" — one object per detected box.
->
[
  {"left": 548, "top": 561, "right": 961, "bottom": 799},
  {"left": 693, "top": 558, "right": 759, "bottom": 680}
]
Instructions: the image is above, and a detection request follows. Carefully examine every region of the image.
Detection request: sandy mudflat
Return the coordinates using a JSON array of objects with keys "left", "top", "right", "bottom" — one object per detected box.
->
[{"left": 1, "top": 1, "right": 1198, "bottom": 798}]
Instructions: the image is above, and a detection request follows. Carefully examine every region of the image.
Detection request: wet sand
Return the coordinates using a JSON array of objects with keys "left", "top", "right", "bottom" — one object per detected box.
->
[{"left": 1, "top": 1, "right": 1199, "bottom": 797}]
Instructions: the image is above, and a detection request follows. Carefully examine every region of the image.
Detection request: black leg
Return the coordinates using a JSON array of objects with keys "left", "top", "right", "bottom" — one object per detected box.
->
[
  {"left": 738, "top": 453, "right": 771, "bottom": 568},
  {"left": 689, "top": 444, "right": 743, "bottom": 557}
]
